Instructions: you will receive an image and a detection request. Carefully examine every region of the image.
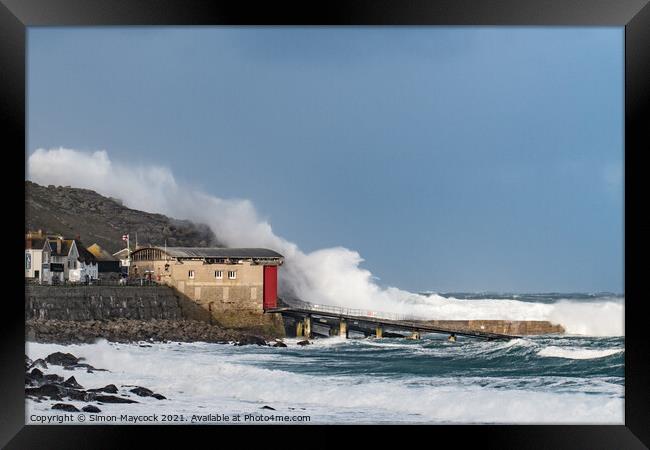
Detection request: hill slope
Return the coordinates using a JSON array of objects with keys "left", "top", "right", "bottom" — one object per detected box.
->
[{"left": 25, "top": 181, "right": 222, "bottom": 254}]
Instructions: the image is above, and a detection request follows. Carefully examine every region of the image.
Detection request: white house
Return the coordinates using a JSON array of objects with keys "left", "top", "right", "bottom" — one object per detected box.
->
[
  {"left": 25, "top": 232, "right": 52, "bottom": 284},
  {"left": 73, "top": 242, "right": 98, "bottom": 282},
  {"left": 47, "top": 236, "right": 74, "bottom": 283},
  {"left": 66, "top": 240, "right": 99, "bottom": 283},
  {"left": 113, "top": 247, "right": 131, "bottom": 275}
]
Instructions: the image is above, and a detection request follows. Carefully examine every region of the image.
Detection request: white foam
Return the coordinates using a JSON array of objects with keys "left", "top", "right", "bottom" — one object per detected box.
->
[
  {"left": 25, "top": 341, "right": 624, "bottom": 424},
  {"left": 537, "top": 346, "right": 623, "bottom": 360}
]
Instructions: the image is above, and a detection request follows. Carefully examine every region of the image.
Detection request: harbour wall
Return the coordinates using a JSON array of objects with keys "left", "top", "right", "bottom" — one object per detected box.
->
[
  {"left": 24, "top": 284, "right": 284, "bottom": 336},
  {"left": 423, "top": 319, "right": 564, "bottom": 335}
]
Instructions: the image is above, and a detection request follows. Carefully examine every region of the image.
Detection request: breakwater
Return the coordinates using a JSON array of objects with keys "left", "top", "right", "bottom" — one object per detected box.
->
[{"left": 423, "top": 319, "right": 564, "bottom": 335}]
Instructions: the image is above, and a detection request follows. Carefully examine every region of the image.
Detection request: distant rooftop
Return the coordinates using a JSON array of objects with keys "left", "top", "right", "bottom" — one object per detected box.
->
[
  {"left": 88, "top": 243, "right": 118, "bottom": 261},
  {"left": 146, "top": 246, "right": 283, "bottom": 260}
]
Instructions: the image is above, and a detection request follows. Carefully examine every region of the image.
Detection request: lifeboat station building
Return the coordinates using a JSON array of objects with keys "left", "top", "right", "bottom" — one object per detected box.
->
[{"left": 129, "top": 247, "right": 284, "bottom": 333}]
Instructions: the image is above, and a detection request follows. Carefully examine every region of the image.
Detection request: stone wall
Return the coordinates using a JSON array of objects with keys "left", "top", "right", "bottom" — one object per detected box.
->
[
  {"left": 24, "top": 284, "right": 285, "bottom": 336},
  {"left": 25, "top": 285, "right": 184, "bottom": 321}
]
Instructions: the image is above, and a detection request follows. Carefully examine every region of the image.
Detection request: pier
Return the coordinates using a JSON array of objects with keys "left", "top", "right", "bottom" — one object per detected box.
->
[{"left": 266, "top": 299, "right": 522, "bottom": 341}]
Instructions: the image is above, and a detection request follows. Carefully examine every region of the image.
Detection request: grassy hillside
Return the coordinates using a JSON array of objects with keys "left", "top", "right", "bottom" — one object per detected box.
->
[{"left": 25, "top": 181, "right": 222, "bottom": 254}]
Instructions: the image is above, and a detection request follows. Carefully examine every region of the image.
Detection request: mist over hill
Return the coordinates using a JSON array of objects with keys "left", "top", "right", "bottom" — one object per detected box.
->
[{"left": 25, "top": 181, "right": 222, "bottom": 253}]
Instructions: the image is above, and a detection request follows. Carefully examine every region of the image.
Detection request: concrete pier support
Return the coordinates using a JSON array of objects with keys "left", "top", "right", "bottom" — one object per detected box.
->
[
  {"left": 296, "top": 321, "right": 304, "bottom": 337},
  {"left": 303, "top": 315, "right": 312, "bottom": 338},
  {"left": 408, "top": 331, "right": 421, "bottom": 340},
  {"left": 375, "top": 325, "right": 383, "bottom": 338},
  {"left": 339, "top": 319, "right": 348, "bottom": 338}
]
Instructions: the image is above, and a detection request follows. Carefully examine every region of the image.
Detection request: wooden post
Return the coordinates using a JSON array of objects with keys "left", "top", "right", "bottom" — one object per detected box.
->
[
  {"left": 304, "top": 315, "right": 312, "bottom": 339},
  {"left": 296, "top": 321, "right": 304, "bottom": 337},
  {"left": 375, "top": 325, "right": 383, "bottom": 338},
  {"left": 339, "top": 319, "right": 348, "bottom": 338}
]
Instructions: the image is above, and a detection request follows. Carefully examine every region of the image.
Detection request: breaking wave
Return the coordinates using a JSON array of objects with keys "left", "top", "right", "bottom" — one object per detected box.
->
[
  {"left": 27, "top": 148, "right": 624, "bottom": 336},
  {"left": 25, "top": 340, "right": 624, "bottom": 424}
]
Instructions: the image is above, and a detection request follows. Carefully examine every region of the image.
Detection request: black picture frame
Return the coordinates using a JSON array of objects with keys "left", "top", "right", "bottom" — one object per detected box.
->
[{"left": 2, "top": 0, "right": 648, "bottom": 448}]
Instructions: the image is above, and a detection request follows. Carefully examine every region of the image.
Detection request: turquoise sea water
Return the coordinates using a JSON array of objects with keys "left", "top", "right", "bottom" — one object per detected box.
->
[{"left": 26, "top": 294, "right": 624, "bottom": 424}]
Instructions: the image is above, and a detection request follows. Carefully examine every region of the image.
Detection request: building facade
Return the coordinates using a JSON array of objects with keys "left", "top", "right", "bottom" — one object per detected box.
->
[
  {"left": 113, "top": 247, "right": 131, "bottom": 276},
  {"left": 69, "top": 242, "right": 98, "bottom": 282},
  {"left": 129, "top": 247, "right": 284, "bottom": 332},
  {"left": 25, "top": 231, "right": 51, "bottom": 284}
]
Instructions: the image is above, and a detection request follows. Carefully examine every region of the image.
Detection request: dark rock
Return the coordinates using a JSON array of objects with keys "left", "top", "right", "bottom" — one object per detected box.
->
[
  {"left": 273, "top": 341, "right": 287, "bottom": 348},
  {"left": 45, "top": 352, "right": 79, "bottom": 366},
  {"left": 25, "top": 355, "right": 33, "bottom": 369},
  {"left": 52, "top": 403, "right": 79, "bottom": 412},
  {"left": 82, "top": 405, "right": 101, "bottom": 413},
  {"left": 78, "top": 363, "right": 106, "bottom": 371},
  {"left": 64, "top": 389, "right": 90, "bottom": 401},
  {"left": 88, "top": 384, "right": 118, "bottom": 394},
  {"left": 25, "top": 384, "right": 61, "bottom": 398},
  {"left": 30, "top": 368, "right": 44, "bottom": 379},
  {"left": 130, "top": 387, "right": 153, "bottom": 397},
  {"left": 93, "top": 395, "right": 138, "bottom": 404},
  {"left": 261, "top": 405, "right": 276, "bottom": 410},
  {"left": 43, "top": 374, "right": 64, "bottom": 383},
  {"left": 151, "top": 393, "right": 166, "bottom": 400},
  {"left": 64, "top": 376, "right": 84, "bottom": 389},
  {"left": 235, "top": 335, "right": 268, "bottom": 346},
  {"left": 297, "top": 340, "right": 311, "bottom": 346},
  {"left": 29, "top": 359, "right": 48, "bottom": 370}
]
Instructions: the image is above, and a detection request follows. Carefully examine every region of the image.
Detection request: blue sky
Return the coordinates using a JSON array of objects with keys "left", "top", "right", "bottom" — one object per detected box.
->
[{"left": 27, "top": 27, "right": 624, "bottom": 293}]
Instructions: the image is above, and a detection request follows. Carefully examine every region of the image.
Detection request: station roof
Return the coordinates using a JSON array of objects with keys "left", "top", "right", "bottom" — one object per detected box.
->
[{"left": 149, "top": 247, "right": 284, "bottom": 260}]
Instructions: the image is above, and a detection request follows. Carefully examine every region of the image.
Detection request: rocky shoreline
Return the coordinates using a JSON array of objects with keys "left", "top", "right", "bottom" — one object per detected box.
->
[
  {"left": 25, "top": 351, "right": 168, "bottom": 413},
  {"left": 26, "top": 318, "right": 284, "bottom": 345},
  {"left": 25, "top": 321, "right": 309, "bottom": 414}
]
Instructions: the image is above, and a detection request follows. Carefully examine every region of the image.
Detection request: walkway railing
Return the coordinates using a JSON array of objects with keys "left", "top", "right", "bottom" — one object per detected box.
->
[
  {"left": 275, "top": 297, "right": 520, "bottom": 340},
  {"left": 278, "top": 298, "right": 423, "bottom": 322}
]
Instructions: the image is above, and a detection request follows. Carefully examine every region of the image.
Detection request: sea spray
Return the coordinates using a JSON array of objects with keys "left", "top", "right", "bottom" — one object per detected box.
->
[
  {"left": 25, "top": 336, "right": 624, "bottom": 424},
  {"left": 28, "top": 148, "right": 624, "bottom": 336}
]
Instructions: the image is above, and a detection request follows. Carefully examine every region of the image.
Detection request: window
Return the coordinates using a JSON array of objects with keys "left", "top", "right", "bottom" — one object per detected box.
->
[
  {"left": 228, "top": 270, "right": 237, "bottom": 280},
  {"left": 188, "top": 270, "right": 195, "bottom": 279},
  {"left": 25, "top": 253, "right": 31, "bottom": 270},
  {"left": 215, "top": 270, "right": 223, "bottom": 279}
]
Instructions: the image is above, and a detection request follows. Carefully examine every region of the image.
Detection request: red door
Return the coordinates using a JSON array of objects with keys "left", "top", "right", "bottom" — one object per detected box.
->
[{"left": 263, "top": 265, "right": 278, "bottom": 310}]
